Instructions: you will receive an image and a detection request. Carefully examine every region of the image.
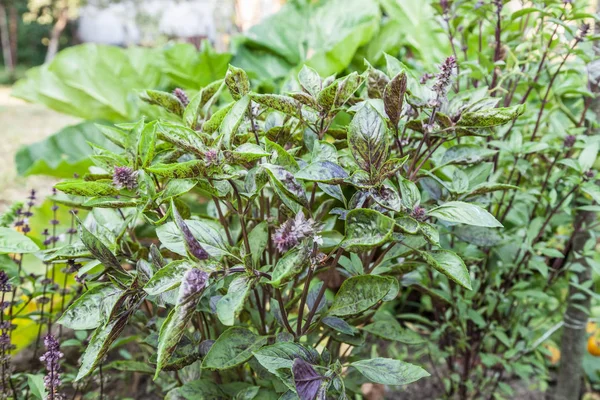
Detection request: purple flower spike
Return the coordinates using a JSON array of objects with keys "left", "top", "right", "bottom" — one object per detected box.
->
[
  {"left": 40, "top": 335, "right": 64, "bottom": 400},
  {"left": 432, "top": 56, "right": 457, "bottom": 100},
  {"left": 173, "top": 88, "right": 189, "bottom": 107},
  {"left": 0, "top": 271, "right": 11, "bottom": 293},
  {"left": 172, "top": 206, "right": 209, "bottom": 260},
  {"left": 272, "top": 212, "right": 319, "bottom": 253},
  {"left": 292, "top": 358, "right": 324, "bottom": 400},
  {"left": 113, "top": 166, "right": 138, "bottom": 190}
]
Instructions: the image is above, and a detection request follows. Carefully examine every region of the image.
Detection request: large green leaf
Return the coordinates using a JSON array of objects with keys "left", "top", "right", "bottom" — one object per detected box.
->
[
  {"left": 341, "top": 209, "right": 395, "bottom": 252},
  {"left": 233, "top": 0, "right": 380, "bottom": 78},
  {"left": 15, "top": 122, "right": 120, "bottom": 178},
  {"left": 428, "top": 201, "right": 503, "bottom": 228},
  {"left": 0, "top": 227, "right": 39, "bottom": 254},
  {"left": 162, "top": 42, "right": 231, "bottom": 90},
  {"left": 202, "top": 327, "right": 267, "bottom": 370},
  {"left": 13, "top": 44, "right": 165, "bottom": 121},
  {"left": 329, "top": 275, "right": 395, "bottom": 316},
  {"left": 350, "top": 358, "right": 429, "bottom": 385},
  {"left": 378, "top": 0, "right": 448, "bottom": 65}
]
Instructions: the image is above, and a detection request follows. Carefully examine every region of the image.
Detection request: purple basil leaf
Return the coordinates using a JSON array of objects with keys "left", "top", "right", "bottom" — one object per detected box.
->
[
  {"left": 292, "top": 358, "right": 323, "bottom": 400},
  {"left": 171, "top": 201, "right": 209, "bottom": 260}
]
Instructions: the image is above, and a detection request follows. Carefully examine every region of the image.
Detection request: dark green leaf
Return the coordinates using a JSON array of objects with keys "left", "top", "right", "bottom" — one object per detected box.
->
[
  {"left": 202, "top": 327, "right": 267, "bottom": 370},
  {"left": 341, "top": 209, "right": 395, "bottom": 252},
  {"left": 329, "top": 275, "right": 395, "bottom": 316},
  {"left": 421, "top": 249, "right": 472, "bottom": 290}
]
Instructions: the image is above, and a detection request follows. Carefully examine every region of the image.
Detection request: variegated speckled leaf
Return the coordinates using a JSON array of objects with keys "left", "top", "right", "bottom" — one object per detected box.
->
[
  {"left": 348, "top": 103, "right": 389, "bottom": 179},
  {"left": 295, "top": 161, "right": 348, "bottom": 184},
  {"left": 262, "top": 163, "right": 308, "bottom": 208},
  {"left": 341, "top": 208, "right": 395, "bottom": 252}
]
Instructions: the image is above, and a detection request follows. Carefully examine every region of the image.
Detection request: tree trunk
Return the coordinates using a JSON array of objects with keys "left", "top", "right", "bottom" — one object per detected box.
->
[
  {"left": 45, "top": 7, "right": 69, "bottom": 63},
  {"left": 7, "top": 1, "right": 16, "bottom": 68},
  {"left": 553, "top": 210, "right": 595, "bottom": 400},
  {"left": 0, "top": 0, "right": 14, "bottom": 79},
  {"left": 554, "top": 3, "right": 600, "bottom": 396}
]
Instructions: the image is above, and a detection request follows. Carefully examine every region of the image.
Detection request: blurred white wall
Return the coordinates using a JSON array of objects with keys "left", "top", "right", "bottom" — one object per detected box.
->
[{"left": 78, "top": 0, "right": 281, "bottom": 49}]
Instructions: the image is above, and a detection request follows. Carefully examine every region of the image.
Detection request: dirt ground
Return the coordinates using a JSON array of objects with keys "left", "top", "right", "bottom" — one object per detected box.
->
[{"left": 0, "top": 86, "right": 78, "bottom": 212}]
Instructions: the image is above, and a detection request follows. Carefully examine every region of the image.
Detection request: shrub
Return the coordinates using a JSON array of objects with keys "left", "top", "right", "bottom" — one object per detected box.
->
[{"left": 2, "top": 0, "right": 600, "bottom": 399}]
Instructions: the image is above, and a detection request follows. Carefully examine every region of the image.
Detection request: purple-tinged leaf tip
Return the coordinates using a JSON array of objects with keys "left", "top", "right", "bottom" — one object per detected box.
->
[
  {"left": 171, "top": 202, "right": 209, "bottom": 260},
  {"left": 292, "top": 358, "right": 324, "bottom": 400}
]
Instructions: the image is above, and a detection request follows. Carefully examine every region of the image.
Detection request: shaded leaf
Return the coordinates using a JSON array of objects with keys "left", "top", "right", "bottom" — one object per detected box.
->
[
  {"left": 351, "top": 357, "right": 429, "bottom": 385},
  {"left": 216, "top": 276, "right": 252, "bottom": 326},
  {"left": 421, "top": 249, "right": 472, "bottom": 290},
  {"left": 292, "top": 358, "right": 324, "bottom": 400},
  {"left": 202, "top": 327, "right": 267, "bottom": 370}
]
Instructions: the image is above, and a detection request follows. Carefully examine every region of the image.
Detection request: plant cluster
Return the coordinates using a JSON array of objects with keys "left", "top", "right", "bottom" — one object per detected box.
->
[{"left": 1, "top": 0, "right": 600, "bottom": 399}]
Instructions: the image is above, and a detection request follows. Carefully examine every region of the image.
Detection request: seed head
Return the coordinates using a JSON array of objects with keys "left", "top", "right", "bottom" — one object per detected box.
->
[
  {"left": 432, "top": 56, "right": 457, "bottom": 100},
  {"left": 272, "top": 212, "right": 319, "bottom": 253},
  {"left": 563, "top": 135, "right": 576, "bottom": 148},
  {"left": 113, "top": 166, "right": 138, "bottom": 190},
  {"left": 173, "top": 88, "right": 189, "bottom": 107},
  {"left": 40, "top": 335, "right": 64, "bottom": 400},
  {"left": 0, "top": 271, "right": 11, "bottom": 293}
]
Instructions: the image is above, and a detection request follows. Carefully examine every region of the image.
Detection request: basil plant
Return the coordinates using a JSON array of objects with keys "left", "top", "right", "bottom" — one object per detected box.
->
[{"left": 49, "top": 56, "right": 522, "bottom": 399}]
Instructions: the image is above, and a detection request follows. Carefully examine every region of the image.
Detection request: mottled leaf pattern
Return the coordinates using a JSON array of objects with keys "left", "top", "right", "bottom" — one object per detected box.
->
[
  {"left": 329, "top": 275, "right": 395, "bottom": 316},
  {"left": 341, "top": 209, "right": 395, "bottom": 252},
  {"left": 383, "top": 72, "right": 407, "bottom": 128},
  {"left": 348, "top": 103, "right": 389, "bottom": 179}
]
